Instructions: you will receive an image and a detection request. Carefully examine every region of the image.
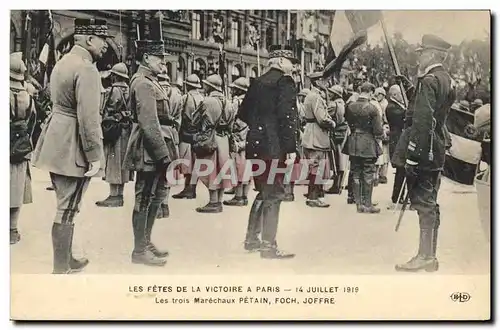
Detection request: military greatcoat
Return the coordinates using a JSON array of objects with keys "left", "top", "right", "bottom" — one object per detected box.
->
[{"left": 33, "top": 45, "right": 104, "bottom": 177}]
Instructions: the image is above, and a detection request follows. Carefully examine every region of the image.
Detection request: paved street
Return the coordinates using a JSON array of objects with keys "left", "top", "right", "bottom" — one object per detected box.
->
[{"left": 11, "top": 166, "right": 490, "bottom": 275}]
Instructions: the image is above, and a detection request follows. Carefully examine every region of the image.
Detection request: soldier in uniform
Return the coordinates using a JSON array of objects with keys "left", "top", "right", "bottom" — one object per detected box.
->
[
  {"left": 343, "top": 82, "right": 384, "bottom": 214},
  {"left": 195, "top": 74, "right": 236, "bottom": 213},
  {"left": 301, "top": 78, "right": 336, "bottom": 208},
  {"left": 33, "top": 18, "right": 110, "bottom": 273},
  {"left": 156, "top": 69, "right": 183, "bottom": 219},
  {"left": 10, "top": 52, "right": 36, "bottom": 245},
  {"left": 238, "top": 44, "right": 298, "bottom": 259},
  {"left": 96, "top": 63, "right": 133, "bottom": 207},
  {"left": 224, "top": 77, "right": 250, "bottom": 207},
  {"left": 393, "top": 35, "right": 455, "bottom": 272},
  {"left": 172, "top": 74, "right": 203, "bottom": 199},
  {"left": 325, "top": 85, "right": 349, "bottom": 195},
  {"left": 123, "top": 39, "right": 178, "bottom": 267}
]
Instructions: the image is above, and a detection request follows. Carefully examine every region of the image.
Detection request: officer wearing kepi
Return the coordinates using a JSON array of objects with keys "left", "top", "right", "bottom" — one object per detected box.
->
[
  {"left": 238, "top": 44, "right": 298, "bottom": 259},
  {"left": 123, "top": 39, "right": 178, "bottom": 267},
  {"left": 33, "top": 18, "right": 110, "bottom": 274},
  {"left": 392, "top": 34, "right": 456, "bottom": 272}
]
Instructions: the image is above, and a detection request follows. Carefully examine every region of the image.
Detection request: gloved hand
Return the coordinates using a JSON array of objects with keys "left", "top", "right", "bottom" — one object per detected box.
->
[{"left": 84, "top": 160, "right": 101, "bottom": 177}]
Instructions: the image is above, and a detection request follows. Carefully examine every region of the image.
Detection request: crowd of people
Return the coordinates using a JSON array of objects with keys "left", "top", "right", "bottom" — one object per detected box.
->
[{"left": 10, "top": 18, "right": 490, "bottom": 274}]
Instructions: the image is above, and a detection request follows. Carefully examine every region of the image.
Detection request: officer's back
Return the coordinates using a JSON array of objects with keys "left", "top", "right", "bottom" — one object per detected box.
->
[{"left": 344, "top": 83, "right": 383, "bottom": 158}]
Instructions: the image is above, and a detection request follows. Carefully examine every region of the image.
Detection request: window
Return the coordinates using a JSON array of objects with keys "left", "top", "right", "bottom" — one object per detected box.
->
[
  {"left": 230, "top": 20, "right": 240, "bottom": 48},
  {"left": 191, "top": 12, "right": 202, "bottom": 40}
]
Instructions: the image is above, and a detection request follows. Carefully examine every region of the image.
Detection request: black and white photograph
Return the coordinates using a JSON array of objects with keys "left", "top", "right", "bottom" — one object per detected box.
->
[{"left": 8, "top": 7, "right": 491, "bottom": 320}]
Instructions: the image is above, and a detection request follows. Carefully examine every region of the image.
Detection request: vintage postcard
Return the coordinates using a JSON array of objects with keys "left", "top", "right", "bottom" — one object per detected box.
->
[{"left": 9, "top": 8, "right": 491, "bottom": 320}]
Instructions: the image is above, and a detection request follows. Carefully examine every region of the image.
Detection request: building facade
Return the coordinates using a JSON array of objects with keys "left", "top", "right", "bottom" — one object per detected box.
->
[{"left": 11, "top": 10, "right": 334, "bottom": 87}]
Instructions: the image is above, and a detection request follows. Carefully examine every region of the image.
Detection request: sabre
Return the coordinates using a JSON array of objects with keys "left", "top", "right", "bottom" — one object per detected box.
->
[
  {"left": 393, "top": 176, "right": 407, "bottom": 214},
  {"left": 395, "top": 184, "right": 410, "bottom": 232}
]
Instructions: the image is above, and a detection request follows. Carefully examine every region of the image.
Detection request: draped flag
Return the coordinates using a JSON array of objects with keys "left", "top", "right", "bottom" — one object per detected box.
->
[
  {"left": 38, "top": 10, "right": 58, "bottom": 85},
  {"left": 442, "top": 105, "right": 482, "bottom": 185},
  {"left": 323, "top": 10, "right": 382, "bottom": 78}
]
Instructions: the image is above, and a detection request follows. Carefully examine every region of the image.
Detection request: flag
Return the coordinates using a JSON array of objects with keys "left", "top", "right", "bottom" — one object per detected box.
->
[
  {"left": 442, "top": 106, "right": 482, "bottom": 185},
  {"left": 323, "top": 10, "right": 382, "bottom": 78},
  {"left": 38, "top": 10, "right": 58, "bottom": 85}
]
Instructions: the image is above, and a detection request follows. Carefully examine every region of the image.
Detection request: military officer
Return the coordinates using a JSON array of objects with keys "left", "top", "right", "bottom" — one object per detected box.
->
[
  {"left": 33, "top": 18, "right": 111, "bottom": 274},
  {"left": 195, "top": 74, "right": 236, "bottom": 213},
  {"left": 172, "top": 74, "right": 203, "bottom": 199},
  {"left": 343, "top": 82, "right": 384, "bottom": 214},
  {"left": 224, "top": 77, "right": 251, "bottom": 207},
  {"left": 10, "top": 52, "right": 37, "bottom": 245},
  {"left": 123, "top": 39, "right": 178, "bottom": 267},
  {"left": 238, "top": 44, "right": 298, "bottom": 259},
  {"left": 301, "top": 77, "right": 336, "bottom": 208},
  {"left": 393, "top": 35, "right": 456, "bottom": 272},
  {"left": 96, "top": 62, "right": 133, "bottom": 208}
]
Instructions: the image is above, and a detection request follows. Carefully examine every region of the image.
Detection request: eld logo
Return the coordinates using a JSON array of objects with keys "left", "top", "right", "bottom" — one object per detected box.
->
[{"left": 450, "top": 292, "right": 471, "bottom": 303}]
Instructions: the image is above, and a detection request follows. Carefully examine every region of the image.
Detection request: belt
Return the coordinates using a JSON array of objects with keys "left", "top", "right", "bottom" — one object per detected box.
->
[
  {"left": 158, "top": 117, "right": 177, "bottom": 127},
  {"left": 305, "top": 118, "right": 316, "bottom": 123},
  {"left": 52, "top": 106, "right": 77, "bottom": 118}
]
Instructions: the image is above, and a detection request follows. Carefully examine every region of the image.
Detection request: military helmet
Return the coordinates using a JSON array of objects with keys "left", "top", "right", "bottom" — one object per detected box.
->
[
  {"left": 328, "top": 85, "right": 344, "bottom": 98},
  {"left": 202, "top": 74, "right": 223, "bottom": 92},
  {"left": 110, "top": 63, "right": 129, "bottom": 79},
  {"left": 184, "top": 74, "right": 202, "bottom": 89},
  {"left": 375, "top": 87, "right": 386, "bottom": 96},
  {"left": 473, "top": 99, "right": 484, "bottom": 106},
  {"left": 229, "top": 77, "right": 249, "bottom": 92},
  {"left": 174, "top": 76, "right": 183, "bottom": 87},
  {"left": 10, "top": 52, "right": 26, "bottom": 81}
]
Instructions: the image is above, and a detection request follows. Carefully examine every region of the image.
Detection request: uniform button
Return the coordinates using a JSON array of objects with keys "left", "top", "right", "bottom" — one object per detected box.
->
[
  {"left": 286, "top": 115, "right": 290, "bottom": 118},
  {"left": 253, "top": 154, "right": 257, "bottom": 157},
  {"left": 288, "top": 125, "right": 292, "bottom": 128},
  {"left": 258, "top": 126, "right": 263, "bottom": 131}
]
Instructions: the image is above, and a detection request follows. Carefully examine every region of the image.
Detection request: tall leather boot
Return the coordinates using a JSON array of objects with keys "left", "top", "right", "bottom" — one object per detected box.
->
[
  {"left": 260, "top": 200, "right": 295, "bottom": 259},
  {"left": 431, "top": 205, "right": 441, "bottom": 258},
  {"left": 172, "top": 175, "right": 197, "bottom": 199},
  {"left": 52, "top": 223, "right": 74, "bottom": 274},
  {"left": 395, "top": 227, "right": 439, "bottom": 272},
  {"left": 353, "top": 178, "right": 363, "bottom": 213},
  {"left": 67, "top": 216, "right": 89, "bottom": 272},
  {"left": 361, "top": 180, "right": 380, "bottom": 214},
  {"left": 131, "top": 210, "right": 166, "bottom": 266},
  {"left": 196, "top": 190, "right": 222, "bottom": 213},
  {"left": 146, "top": 203, "right": 169, "bottom": 258},
  {"left": 244, "top": 198, "right": 264, "bottom": 251}
]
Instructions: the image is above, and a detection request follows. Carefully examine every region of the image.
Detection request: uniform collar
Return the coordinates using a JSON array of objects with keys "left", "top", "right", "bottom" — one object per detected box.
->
[
  {"left": 112, "top": 81, "right": 128, "bottom": 88},
  {"left": 136, "top": 65, "right": 156, "bottom": 79},
  {"left": 419, "top": 63, "right": 443, "bottom": 77},
  {"left": 70, "top": 45, "right": 94, "bottom": 63}
]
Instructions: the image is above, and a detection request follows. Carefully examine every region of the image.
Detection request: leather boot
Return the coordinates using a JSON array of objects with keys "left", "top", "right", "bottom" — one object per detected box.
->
[
  {"left": 67, "top": 220, "right": 89, "bottom": 272},
  {"left": 353, "top": 178, "right": 363, "bottom": 212},
  {"left": 347, "top": 174, "right": 355, "bottom": 204},
  {"left": 131, "top": 210, "right": 167, "bottom": 266},
  {"left": 395, "top": 228, "right": 439, "bottom": 272},
  {"left": 95, "top": 196, "right": 124, "bottom": 207},
  {"left": 283, "top": 184, "right": 294, "bottom": 202},
  {"left": 325, "top": 171, "right": 343, "bottom": 194},
  {"left": 260, "top": 240, "right": 295, "bottom": 259},
  {"left": 244, "top": 199, "right": 263, "bottom": 252},
  {"left": 361, "top": 181, "right": 380, "bottom": 214},
  {"left": 51, "top": 223, "right": 73, "bottom": 274},
  {"left": 306, "top": 185, "right": 330, "bottom": 208},
  {"left": 145, "top": 209, "right": 169, "bottom": 258},
  {"left": 196, "top": 190, "right": 222, "bottom": 213},
  {"left": 10, "top": 229, "right": 20, "bottom": 245},
  {"left": 223, "top": 196, "right": 247, "bottom": 206},
  {"left": 172, "top": 176, "right": 197, "bottom": 199}
]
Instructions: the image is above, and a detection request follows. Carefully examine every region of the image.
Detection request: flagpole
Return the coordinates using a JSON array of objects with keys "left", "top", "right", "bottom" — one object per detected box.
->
[
  {"left": 286, "top": 10, "right": 291, "bottom": 40},
  {"left": 380, "top": 13, "right": 408, "bottom": 107}
]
